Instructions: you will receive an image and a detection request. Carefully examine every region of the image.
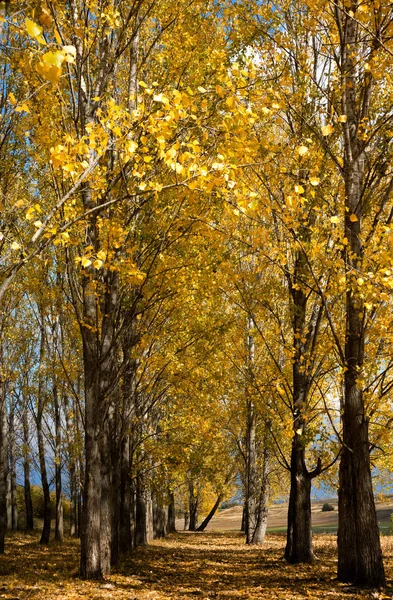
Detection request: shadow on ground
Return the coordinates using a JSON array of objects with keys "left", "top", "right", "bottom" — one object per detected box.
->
[{"left": 0, "top": 530, "right": 392, "bottom": 599}]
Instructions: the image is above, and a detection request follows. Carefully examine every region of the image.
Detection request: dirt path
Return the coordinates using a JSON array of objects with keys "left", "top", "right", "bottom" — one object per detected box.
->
[{"left": 1, "top": 531, "right": 393, "bottom": 599}]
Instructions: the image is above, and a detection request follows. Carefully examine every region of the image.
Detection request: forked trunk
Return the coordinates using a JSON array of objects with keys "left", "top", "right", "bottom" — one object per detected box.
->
[{"left": 285, "top": 437, "right": 313, "bottom": 563}]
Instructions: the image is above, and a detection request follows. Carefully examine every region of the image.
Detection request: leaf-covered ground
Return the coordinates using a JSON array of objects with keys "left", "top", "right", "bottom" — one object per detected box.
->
[{"left": 1, "top": 532, "right": 393, "bottom": 599}]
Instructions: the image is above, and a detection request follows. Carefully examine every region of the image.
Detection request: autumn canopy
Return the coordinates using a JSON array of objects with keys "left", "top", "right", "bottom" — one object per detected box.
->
[{"left": 0, "top": 0, "right": 393, "bottom": 593}]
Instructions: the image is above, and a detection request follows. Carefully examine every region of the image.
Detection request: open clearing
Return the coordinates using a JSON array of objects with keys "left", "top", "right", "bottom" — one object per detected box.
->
[
  {"left": 1, "top": 531, "right": 393, "bottom": 600},
  {"left": 200, "top": 498, "right": 393, "bottom": 534}
]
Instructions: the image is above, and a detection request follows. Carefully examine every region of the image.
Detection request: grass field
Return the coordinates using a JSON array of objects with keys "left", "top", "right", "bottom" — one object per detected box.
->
[{"left": 193, "top": 497, "right": 393, "bottom": 535}]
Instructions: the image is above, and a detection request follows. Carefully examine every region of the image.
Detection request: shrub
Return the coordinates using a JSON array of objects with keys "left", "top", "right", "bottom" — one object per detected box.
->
[{"left": 321, "top": 502, "right": 335, "bottom": 512}]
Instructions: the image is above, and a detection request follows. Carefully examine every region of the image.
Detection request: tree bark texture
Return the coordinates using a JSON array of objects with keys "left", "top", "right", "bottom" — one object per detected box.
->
[
  {"left": 167, "top": 491, "right": 176, "bottom": 533},
  {"left": 37, "top": 325, "right": 51, "bottom": 546},
  {"left": 188, "top": 480, "right": 199, "bottom": 531},
  {"left": 0, "top": 384, "right": 7, "bottom": 553},
  {"left": 8, "top": 399, "right": 17, "bottom": 531},
  {"left": 54, "top": 386, "right": 63, "bottom": 542},
  {"left": 336, "top": 5, "right": 385, "bottom": 588},
  {"left": 22, "top": 398, "right": 34, "bottom": 531}
]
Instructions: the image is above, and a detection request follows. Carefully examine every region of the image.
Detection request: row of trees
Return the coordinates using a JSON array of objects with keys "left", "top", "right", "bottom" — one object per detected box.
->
[{"left": 1, "top": 0, "right": 393, "bottom": 589}]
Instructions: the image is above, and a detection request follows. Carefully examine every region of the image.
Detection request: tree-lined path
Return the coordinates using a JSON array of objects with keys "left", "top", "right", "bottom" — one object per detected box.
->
[
  {"left": 3, "top": 0, "right": 393, "bottom": 594},
  {"left": 1, "top": 530, "right": 393, "bottom": 600}
]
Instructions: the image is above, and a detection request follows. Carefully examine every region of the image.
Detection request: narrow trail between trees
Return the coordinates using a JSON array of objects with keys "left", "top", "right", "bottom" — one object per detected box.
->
[{"left": 1, "top": 532, "right": 393, "bottom": 599}]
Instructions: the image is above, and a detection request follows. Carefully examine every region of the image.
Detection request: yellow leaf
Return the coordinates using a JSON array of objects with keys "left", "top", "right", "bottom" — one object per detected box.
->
[
  {"left": 349, "top": 213, "right": 358, "bottom": 222},
  {"left": 34, "top": 220, "right": 43, "bottom": 228},
  {"left": 248, "top": 199, "right": 258, "bottom": 210},
  {"left": 309, "top": 177, "right": 320, "bottom": 186},
  {"left": 153, "top": 93, "right": 169, "bottom": 104},
  {"left": 11, "top": 242, "right": 20, "bottom": 250},
  {"left": 198, "top": 86, "right": 207, "bottom": 93},
  {"left": 294, "top": 185, "right": 304, "bottom": 194},
  {"left": 93, "top": 259, "right": 103, "bottom": 269},
  {"left": 338, "top": 115, "right": 347, "bottom": 123},
  {"left": 296, "top": 145, "right": 309, "bottom": 156},
  {"left": 8, "top": 92, "right": 16, "bottom": 105},
  {"left": 330, "top": 216, "right": 340, "bottom": 224},
  {"left": 36, "top": 61, "right": 62, "bottom": 84},
  {"left": 365, "top": 302, "right": 373, "bottom": 310},
  {"left": 97, "top": 250, "right": 106, "bottom": 261},
  {"left": 81, "top": 256, "right": 92, "bottom": 268},
  {"left": 321, "top": 124, "right": 334, "bottom": 136},
  {"left": 26, "top": 18, "right": 43, "bottom": 39},
  {"left": 15, "top": 103, "right": 30, "bottom": 113},
  {"left": 126, "top": 140, "right": 138, "bottom": 154},
  {"left": 357, "top": 277, "right": 364, "bottom": 286},
  {"left": 43, "top": 50, "right": 66, "bottom": 69}
]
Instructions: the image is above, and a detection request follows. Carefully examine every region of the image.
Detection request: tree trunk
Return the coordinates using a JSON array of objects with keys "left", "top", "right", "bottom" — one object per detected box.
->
[
  {"left": 285, "top": 438, "right": 313, "bottom": 563},
  {"left": 188, "top": 481, "right": 199, "bottom": 531},
  {"left": 54, "top": 386, "right": 63, "bottom": 542},
  {"left": 197, "top": 495, "right": 222, "bottom": 532},
  {"left": 119, "top": 434, "right": 132, "bottom": 553},
  {"left": 100, "top": 420, "right": 112, "bottom": 576},
  {"left": 245, "top": 393, "right": 257, "bottom": 543},
  {"left": 22, "top": 399, "right": 34, "bottom": 531},
  {"left": 167, "top": 491, "right": 176, "bottom": 533},
  {"left": 119, "top": 349, "right": 137, "bottom": 555},
  {"left": 335, "top": 7, "right": 385, "bottom": 588},
  {"left": 284, "top": 222, "right": 323, "bottom": 562},
  {"left": 153, "top": 496, "right": 167, "bottom": 538},
  {"left": 110, "top": 404, "right": 120, "bottom": 567},
  {"left": 184, "top": 511, "right": 189, "bottom": 530},
  {"left": 0, "top": 387, "right": 7, "bottom": 553},
  {"left": 79, "top": 354, "right": 102, "bottom": 578},
  {"left": 249, "top": 442, "right": 270, "bottom": 545},
  {"left": 146, "top": 489, "right": 154, "bottom": 542},
  {"left": 135, "top": 474, "right": 147, "bottom": 547},
  {"left": 9, "top": 399, "right": 17, "bottom": 531},
  {"left": 69, "top": 460, "right": 77, "bottom": 537},
  {"left": 37, "top": 324, "right": 51, "bottom": 546}
]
